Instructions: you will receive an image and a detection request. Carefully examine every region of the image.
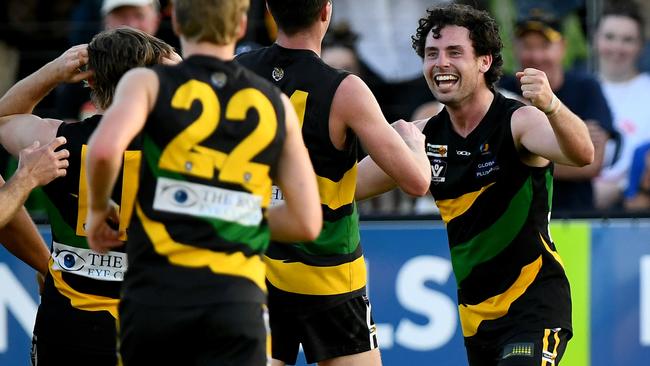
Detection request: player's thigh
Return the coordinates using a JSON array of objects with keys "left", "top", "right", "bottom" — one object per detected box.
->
[
  {"left": 317, "top": 348, "right": 382, "bottom": 366},
  {"left": 302, "top": 295, "right": 379, "bottom": 364}
]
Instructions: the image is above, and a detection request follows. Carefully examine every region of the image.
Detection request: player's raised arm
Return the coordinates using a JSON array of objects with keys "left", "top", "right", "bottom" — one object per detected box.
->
[{"left": 512, "top": 68, "right": 594, "bottom": 167}]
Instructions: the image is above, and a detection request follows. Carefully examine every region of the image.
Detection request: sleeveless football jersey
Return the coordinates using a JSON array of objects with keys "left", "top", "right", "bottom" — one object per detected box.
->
[
  {"left": 238, "top": 44, "right": 365, "bottom": 310},
  {"left": 122, "top": 55, "right": 286, "bottom": 306},
  {"left": 422, "top": 92, "right": 572, "bottom": 343},
  {"left": 35, "top": 114, "right": 140, "bottom": 350}
]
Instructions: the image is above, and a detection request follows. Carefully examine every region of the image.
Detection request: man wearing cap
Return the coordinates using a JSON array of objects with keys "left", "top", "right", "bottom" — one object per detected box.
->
[
  {"left": 500, "top": 9, "right": 616, "bottom": 214},
  {"left": 54, "top": 0, "right": 161, "bottom": 122},
  {"left": 102, "top": 0, "right": 161, "bottom": 36}
]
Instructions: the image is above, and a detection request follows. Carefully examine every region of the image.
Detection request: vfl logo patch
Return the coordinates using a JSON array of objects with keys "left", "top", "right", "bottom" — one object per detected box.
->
[
  {"left": 427, "top": 143, "right": 448, "bottom": 158},
  {"left": 431, "top": 158, "right": 447, "bottom": 183},
  {"left": 501, "top": 342, "right": 534, "bottom": 359},
  {"left": 272, "top": 67, "right": 284, "bottom": 81}
]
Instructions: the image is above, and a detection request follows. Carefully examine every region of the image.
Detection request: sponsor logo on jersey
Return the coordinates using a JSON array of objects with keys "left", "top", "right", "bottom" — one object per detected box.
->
[
  {"left": 476, "top": 158, "right": 500, "bottom": 178},
  {"left": 431, "top": 158, "right": 447, "bottom": 183},
  {"left": 51, "top": 242, "right": 126, "bottom": 281},
  {"left": 427, "top": 143, "right": 448, "bottom": 158},
  {"left": 480, "top": 142, "right": 491, "bottom": 155},
  {"left": 153, "top": 177, "right": 263, "bottom": 226},
  {"left": 272, "top": 67, "right": 284, "bottom": 81},
  {"left": 456, "top": 150, "right": 471, "bottom": 156},
  {"left": 210, "top": 72, "right": 228, "bottom": 88}
]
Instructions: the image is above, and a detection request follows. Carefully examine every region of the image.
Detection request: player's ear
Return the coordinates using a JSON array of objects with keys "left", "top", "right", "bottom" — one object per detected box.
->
[
  {"left": 321, "top": 0, "right": 331, "bottom": 22},
  {"left": 236, "top": 13, "right": 248, "bottom": 41},
  {"left": 478, "top": 54, "right": 492, "bottom": 74}
]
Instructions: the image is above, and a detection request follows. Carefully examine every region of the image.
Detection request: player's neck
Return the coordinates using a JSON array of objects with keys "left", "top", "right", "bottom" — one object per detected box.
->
[
  {"left": 180, "top": 39, "right": 236, "bottom": 61},
  {"left": 446, "top": 87, "right": 494, "bottom": 138},
  {"left": 275, "top": 29, "right": 322, "bottom": 56}
]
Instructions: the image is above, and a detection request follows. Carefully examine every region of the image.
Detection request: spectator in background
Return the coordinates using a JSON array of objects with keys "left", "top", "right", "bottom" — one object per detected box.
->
[
  {"left": 593, "top": 0, "right": 650, "bottom": 210},
  {"left": 322, "top": 22, "right": 385, "bottom": 98},
  {"left": 102, "top": 0, "right": 160, "bottom": 35},
  {"left": 54, "top": 0, "right": 161, "bottom": 121},
  {"left": 500, "top": 8, "right": 616, "bottom": 214},
  {"left": 624, "top": 142, "right": 650, "bottom": 211}
]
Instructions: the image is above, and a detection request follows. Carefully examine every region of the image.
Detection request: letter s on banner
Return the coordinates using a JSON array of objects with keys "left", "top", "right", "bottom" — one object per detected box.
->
[{"left": 395, "top": 256, "right": 457, "bottom": 351}]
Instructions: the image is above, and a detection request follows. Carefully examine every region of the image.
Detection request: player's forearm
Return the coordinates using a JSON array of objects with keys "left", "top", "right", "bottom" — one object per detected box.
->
[
  {"left": 86, "top": 144, "right": 122, "bottom": 210},
  {"left": 86, "top": 153, "right": 122, "bottom": 212},
  {"left": 355, "top": 156, "right": 398, "bottom": 201},
  {"left": 267, "top": 203, "right": 322, "bottom": 242},
  {"left": 404, "top": 143, "right": 432, "bottom": 196},
  {"left": 546, "top": 101, "right": 594, "bottom": 167},
  {"left": 0, "top": 60, "right": 63, "bottom": 117},
  {"left": 553, "top": 140, "right": 604, "bottom": 180},
  {"left": 0, "top": 171, "right": 37, "bottom": 227},
  {"left": 0, "top": 207, "right": 50, "bottom": 275}
]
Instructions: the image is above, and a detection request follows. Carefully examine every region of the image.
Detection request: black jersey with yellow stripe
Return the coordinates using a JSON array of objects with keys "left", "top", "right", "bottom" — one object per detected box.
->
[
  {"left": 237, "top": 44, "right": 364, "bottom": 310},
  {"left": 35, "top": 114, "right": 140, "bottom": 350},
  {"left": 122, "top": 55, "right": 286, "bottom": 307},
  {"left": 422, "top": 92, "right": 572, "bottom": 344},
  {"left": 41, "top": 115, "right": 141, "bottom": 313}
]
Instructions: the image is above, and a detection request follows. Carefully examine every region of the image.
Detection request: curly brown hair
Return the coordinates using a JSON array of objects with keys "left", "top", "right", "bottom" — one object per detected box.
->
[
  {"left": 411, "top": 3, "right": 503, "bottom": 89},
  {"left": 88, "top": 27, "right": 175, "bottom": 110}
]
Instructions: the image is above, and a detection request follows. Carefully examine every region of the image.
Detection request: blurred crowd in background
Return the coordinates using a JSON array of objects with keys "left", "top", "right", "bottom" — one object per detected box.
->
[{"left": 3, "top": 0, "right": 650, "bottom": 219}]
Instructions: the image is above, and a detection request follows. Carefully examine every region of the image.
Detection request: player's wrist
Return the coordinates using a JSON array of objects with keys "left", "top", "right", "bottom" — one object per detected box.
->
[
  {"left": 543, "top": 94, "right": 561, "bottom": 117},
  {"left": 14, "top": 165, "right": 39, "bottom": 190},
  {"left": 42, "top": 60, "right": 66, "bottom": 84},
  {"left": 89, "top": 199, "right": 110, "bottom": 213}
]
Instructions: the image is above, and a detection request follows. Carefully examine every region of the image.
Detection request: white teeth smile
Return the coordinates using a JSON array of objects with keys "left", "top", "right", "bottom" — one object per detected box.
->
[{"left": 434, "top": 75, "right": 458, "bottom": 82}]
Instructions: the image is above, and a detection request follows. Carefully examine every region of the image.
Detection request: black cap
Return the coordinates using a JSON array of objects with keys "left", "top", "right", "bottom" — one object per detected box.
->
[{"left": 515, "top": 8, "right": 562, "bottom": 42}]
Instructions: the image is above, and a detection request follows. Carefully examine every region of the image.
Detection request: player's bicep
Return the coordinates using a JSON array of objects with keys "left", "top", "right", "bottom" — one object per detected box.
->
[
  {"left": 338, "top": 76, "right": 395, "bottom": 151},
  {"left": 0, "top": 114, "right": 61, "bottom": 156},
  {"left": 513, "top": 106, "right": 571, "bottom": 166}
]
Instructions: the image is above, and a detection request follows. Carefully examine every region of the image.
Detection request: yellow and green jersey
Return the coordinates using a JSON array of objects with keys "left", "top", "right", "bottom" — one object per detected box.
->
[
  {"left": 423, "top": 92, "right": 572, "bottom": 343},
  {"left": 238, "top": 44, "right": 366, "bottom": 310},
  {"left": 124, "top": 55, "right": 286, "bottom": 306}
]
